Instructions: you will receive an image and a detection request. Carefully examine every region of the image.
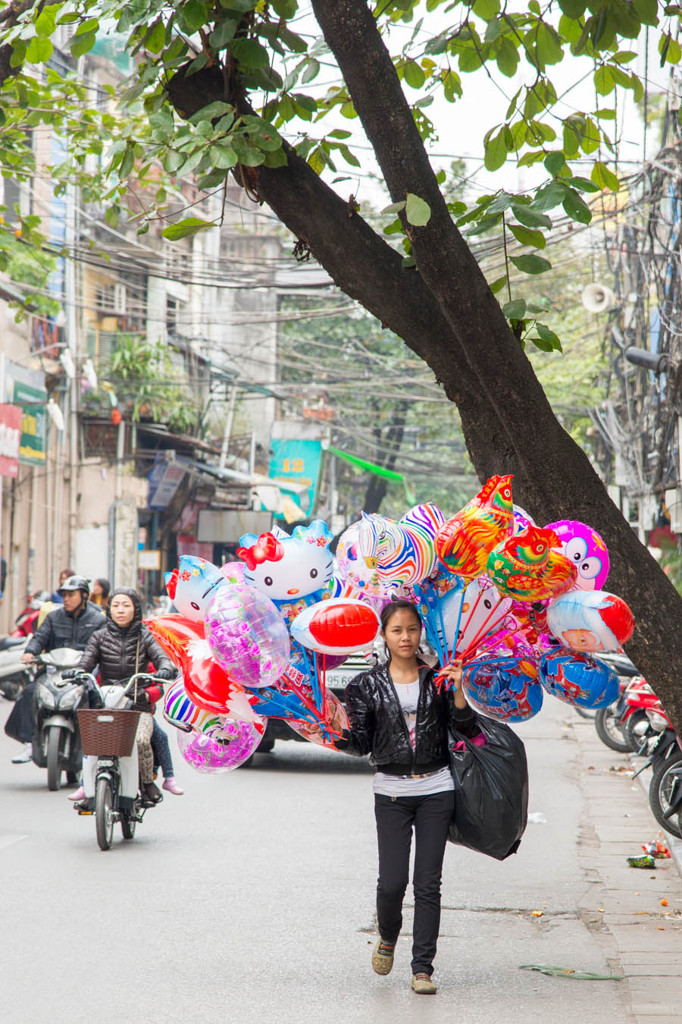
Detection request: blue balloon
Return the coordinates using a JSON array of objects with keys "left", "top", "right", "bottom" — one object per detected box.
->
[
  {"left": 539, "top": 648, "right": 619, "bottom": 709},
  {"left": 463, "top": 656, "right": 543, "bottom": 723}
]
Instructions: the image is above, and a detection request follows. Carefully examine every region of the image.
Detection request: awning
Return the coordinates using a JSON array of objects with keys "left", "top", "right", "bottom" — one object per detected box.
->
[{"left": 327, "top": 446, "right": 416, "bottom": 504}]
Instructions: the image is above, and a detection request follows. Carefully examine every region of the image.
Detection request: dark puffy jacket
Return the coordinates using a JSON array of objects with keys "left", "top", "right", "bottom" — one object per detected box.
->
[
  {"left": 25, "top": 602, "right": 105, "bottom": 656},
  {"left": 77, "top": 588, "right": 174, "bottom": 703},
  {"left": 338, "top": 662, "right": 479, "bottom": 775}
]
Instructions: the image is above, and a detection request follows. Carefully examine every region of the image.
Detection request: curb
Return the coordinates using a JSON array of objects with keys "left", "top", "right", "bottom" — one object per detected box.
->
[{"left": 633, "top": 757, "right": 682, "bottom": 879}]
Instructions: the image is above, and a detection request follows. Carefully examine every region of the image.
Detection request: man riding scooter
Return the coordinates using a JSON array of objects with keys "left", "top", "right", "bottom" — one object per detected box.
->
[{"left": 5, "top": 576, "right": 104, "bottom": 765}]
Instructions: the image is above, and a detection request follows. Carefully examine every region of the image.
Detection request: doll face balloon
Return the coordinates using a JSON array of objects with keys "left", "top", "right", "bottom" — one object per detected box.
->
[
  {"left": 237, "top": 521, "right": 334, "bottom": 603},
  {"left": 164, "top": 556, "right": 227, "bottom": 621},
  {"left": 545, "top": 520, "right": 610, "bottom": 592},
  {"left": 546, "top": 590, "right": 634, "bottom": 653}
]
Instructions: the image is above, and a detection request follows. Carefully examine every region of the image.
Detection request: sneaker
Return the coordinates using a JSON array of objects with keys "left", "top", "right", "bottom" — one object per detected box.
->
[
  {"left": 11, "top": 743, "right": 32, "bottom": 764},
  {"left": 371, "top": 939, "right": 396, "bottom": 976},
  {"left": 162, "top": 777, "right": 184, "bottom": 796},
  {"left": 68, "top": 785, "right": 86, "bottom": 802},
  {"left": 411, "top": 973, "right": 437, "bottom": 995}
]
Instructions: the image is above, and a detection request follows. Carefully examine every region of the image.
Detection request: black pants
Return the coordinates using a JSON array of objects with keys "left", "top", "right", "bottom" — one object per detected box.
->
[
  {"left": 374, "top": 789, "right": 454, "bottom": 976},
  {"left": 4, "top": 681, "right": 36, "bottom": 743}
]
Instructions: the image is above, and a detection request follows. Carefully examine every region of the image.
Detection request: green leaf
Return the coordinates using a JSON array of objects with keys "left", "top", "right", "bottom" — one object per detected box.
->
[
  {"left": 484, "top": 126, "right": 510, "bottom": 171},
  {"left": 544, "top": 151, "right": 565, "bottom": 177},
  {"left": 188, "top": 101, "right": 234, "bottom": 124},
  {"left": 511, "top": 203, "right": 553, "bottom": 229},
  {"left": 70, "top": 32, "right": 97, "bottom": 58},
  {"left": 534, "top": 22, "right": 564, "bottom": 66},
  {"left": 161, "top": 217, "right": 214, "bottom": 240},
  {"left": 301, "top": 59, "right": 321, "bottom": 84},
  {"left": 179, "top": 0, "right": 208, "bottom": 32},
  {"left": 144, "top": 19, "right": 166, "bottom": 54},
  {"left": 509, "top": 224, "right": 546, "bottom": 248},
  {"left": 382, "top": 200, "right": 407, "bottom": 215},
  {"left": 405, "top": 192, "right": 431, "bottom": 226},
  {"left": 278, "top": 26, "right": 308, "bottom": 53},
  {"left": 594, "top": 64, "right": 615, "bottom": 95},
  {"left": 403, "top": 60, "right": 426, "bottom": 89},
  {"left": 496, "top": 37, "right": 520, "bottom": 77},
  {"left": 489, "top": 275, "right": 508, "bottom": 294},
  {"left": 196, "top": 169, "right": 226, "bottom": 189},
  {"left": 209, "top": 143, "right": 238, "bottom": 168},
  {"left": 503, "top": 298, "right": 527, "bottom": 318},
  {"left": 473, "top": 0, "right": 501, "bottom": 18},
  {"left": 209, "top": 18, "right": 238, "bottom": 49},
  {"left": 533, "top": 324, "right": 563, "bottom": 352},
  {"left": 558, "top": 0, "right": 586, "bottom": 16},
  {"left": 230, "top": 37, "right": 270, "bottom": 68},
  {"left": 532, "top": 180, "right": 568, "bottom": 211},
  {"left": 231, "top": 135, "right": 265, "bottom": 166},
  {"left": 35, "top": 6, "right": 57, "bottom": 37},
  {"left": 564, "top": 175, "right": 600, "bottom": 192},
  {"left": 271, "top": 0, "right": 298, "bottom": 15},
  {"left": 562, "top": 187, "right": 592, "bottom": 224},
  {"left": 26, "top": 36, "right": 53, "bottom": 63},
  {"left": 591, "top": 160, "right": 620, "bottom": 191},
  {"left": 510, "top": 254, "right": 552, "bottom": 275}
]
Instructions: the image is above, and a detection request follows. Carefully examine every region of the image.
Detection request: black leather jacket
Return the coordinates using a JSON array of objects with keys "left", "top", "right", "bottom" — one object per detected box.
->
[
  {"left": 338, "top": 662, "right": 479, "bottom": 774},
  {"left": 25, "top": 602, "right": 105, "bottom": 656}
]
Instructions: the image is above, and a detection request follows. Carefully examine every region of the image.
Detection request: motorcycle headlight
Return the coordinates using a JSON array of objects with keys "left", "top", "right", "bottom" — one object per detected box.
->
[
  {"left": 37, "top": 683, "right": 56, "bottom": 709},
  {"left": 646, "top": 709, "right": 669, "bottom": 733},
  {"left": 58, "top": 685, "right": 84, "bottom": 711}
]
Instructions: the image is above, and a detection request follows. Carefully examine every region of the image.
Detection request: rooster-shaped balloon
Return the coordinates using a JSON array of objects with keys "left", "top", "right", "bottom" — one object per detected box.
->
[
  {"left": 435, "top": 475, "right": 515, "bottom": 581},
  {"left": 486, "top": 524, "right": 577, "bottom": 602}
]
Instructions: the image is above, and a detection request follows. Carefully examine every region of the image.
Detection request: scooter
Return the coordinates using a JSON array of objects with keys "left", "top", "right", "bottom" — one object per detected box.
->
[
  {"left": 639, "top": 703, "right": 682, "bottom": 840},
  {"left": 0, "top": 635, "right": 29, "bottom": 701},
  {"left": 75, "top": 672, "right": 165, "bottom": 851},
  {"left": 32, "top": 648, "right": 87, "bottom": 790},
  {"left": 0, "top": 591, "right": 52, "bottom": 701}
]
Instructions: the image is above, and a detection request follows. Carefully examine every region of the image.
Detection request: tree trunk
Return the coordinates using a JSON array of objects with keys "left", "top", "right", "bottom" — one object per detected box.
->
[
  {"left": 163, "top": 29, "right": 682, "bottom": 730},
  {"left": 361, "top": 400, "right": 408, "bottom": 514}
]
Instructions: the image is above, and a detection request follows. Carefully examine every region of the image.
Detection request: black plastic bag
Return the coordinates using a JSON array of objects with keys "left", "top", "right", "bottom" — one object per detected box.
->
[{"left": 448, "top": 713, "right": 528, "bottom": 860}]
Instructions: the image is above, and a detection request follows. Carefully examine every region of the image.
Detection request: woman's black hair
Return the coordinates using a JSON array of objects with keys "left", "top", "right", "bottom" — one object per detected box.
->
[
  {"left": 380, "top": 598, "right": 423, "bottom": 632},
  {"left": 95, "top": 578, "right": 111, "bottom": 598}
]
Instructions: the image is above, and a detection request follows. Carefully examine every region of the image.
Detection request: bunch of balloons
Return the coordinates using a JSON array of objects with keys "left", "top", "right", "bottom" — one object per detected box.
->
[
  {"left": 146, "top": 521, "right": 383, "bottom": 772},
  {"left": 151, "top": 476, "right": 636, "bottom": 773},
  {"left": 333, "top": 475, "right": 634, "bottom": 724}
]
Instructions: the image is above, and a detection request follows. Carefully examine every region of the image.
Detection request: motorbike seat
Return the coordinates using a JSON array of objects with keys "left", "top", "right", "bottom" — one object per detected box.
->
[{"left": 0, "top": 636, "right": 26, "bottom": 651}]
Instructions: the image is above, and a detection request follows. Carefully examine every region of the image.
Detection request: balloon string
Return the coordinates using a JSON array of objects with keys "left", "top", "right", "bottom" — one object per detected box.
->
[
  {"left": 448, "top": 578, "right": 466, "bottom": 661},
  {"left": 458, "top": 601, "right": 510, "bottom": 663}
]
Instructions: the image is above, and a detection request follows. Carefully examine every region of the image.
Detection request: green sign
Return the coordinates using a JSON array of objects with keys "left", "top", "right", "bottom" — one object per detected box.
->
[{"left": 12, "top": 380, "right": 47, "bottom": 464}]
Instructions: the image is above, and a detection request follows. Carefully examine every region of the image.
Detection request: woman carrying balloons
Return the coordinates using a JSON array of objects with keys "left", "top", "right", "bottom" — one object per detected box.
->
[{"left": 336, "top": 599, "right": 478, "bottom": 995}]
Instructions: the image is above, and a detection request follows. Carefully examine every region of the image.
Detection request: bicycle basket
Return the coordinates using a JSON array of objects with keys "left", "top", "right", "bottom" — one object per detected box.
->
[{"left": 77, "top": 708, "right": 141, "bottom": 756}]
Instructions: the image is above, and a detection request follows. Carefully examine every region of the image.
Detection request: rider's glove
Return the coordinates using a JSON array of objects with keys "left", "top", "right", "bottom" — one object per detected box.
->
[
  {"left": 61, "top": 669, "right": 77, "bottom": 679},
  {"left": 154, "top": 668, "right": 175, "bottom": 681}
]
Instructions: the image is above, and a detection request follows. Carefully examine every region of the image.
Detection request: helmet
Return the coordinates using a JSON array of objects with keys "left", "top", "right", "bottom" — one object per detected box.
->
[{"left": 58, "top": 575, "right": 90, "bottom": 596}]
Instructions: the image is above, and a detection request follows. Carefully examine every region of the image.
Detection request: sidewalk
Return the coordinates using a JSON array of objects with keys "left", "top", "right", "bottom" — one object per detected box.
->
[{"left": 572, "top": 714, "right": 682, "bottom": 1021}]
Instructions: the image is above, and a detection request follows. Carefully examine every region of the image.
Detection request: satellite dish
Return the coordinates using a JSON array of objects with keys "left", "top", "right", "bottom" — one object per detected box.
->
[{"left": 581, "top": 283, "right": 615, "bottom": 314}]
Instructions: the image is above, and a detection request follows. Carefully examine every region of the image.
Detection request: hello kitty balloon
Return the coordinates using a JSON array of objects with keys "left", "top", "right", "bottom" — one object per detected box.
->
[{"left": 237, "top": 520, "right": 334, "bottom": 624}]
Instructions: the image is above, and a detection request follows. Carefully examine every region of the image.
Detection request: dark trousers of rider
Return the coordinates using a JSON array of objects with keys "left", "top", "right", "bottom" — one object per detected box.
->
[
  {"left": 374, "top": 790, "right": 455, "bottom": 977},
  {"left": 5, "top": 682, "right": 37, "bottom": 743}
]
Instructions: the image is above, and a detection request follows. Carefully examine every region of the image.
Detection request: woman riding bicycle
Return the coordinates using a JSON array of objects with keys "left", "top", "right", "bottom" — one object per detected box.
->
[{"left": 70, "top": 587, "right": 175, "bottom": 805}]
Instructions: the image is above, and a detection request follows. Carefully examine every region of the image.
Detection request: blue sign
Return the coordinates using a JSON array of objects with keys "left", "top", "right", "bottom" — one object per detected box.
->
[{"left": 269, "top": 439, "right": 323, "bottom": 517}]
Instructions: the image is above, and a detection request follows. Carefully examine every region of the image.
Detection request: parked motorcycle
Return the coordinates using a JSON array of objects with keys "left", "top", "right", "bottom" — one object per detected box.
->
[
  {"left": 618, "top": 677, "right": 659, "bottom": 753},
  {"left": 32, "top": 648, "right": 87, "bottom": 790},
  {"left": 649, "top": 747, "right": 682, "bottom": 840},
  {"left": 75, "top": 672, "right": 165, "bottom": 851},
  {"left": 0, "top": 591, "right": 53, "bottom": 701},
  {"left": 0, "top": 635, "right": 29, "bottom": 701}
]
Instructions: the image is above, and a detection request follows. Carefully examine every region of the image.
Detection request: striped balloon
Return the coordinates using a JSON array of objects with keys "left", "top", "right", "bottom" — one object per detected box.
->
[
  {"left": 164, "top": 677, "right": 226, "bottom": 734},
  {"left": 359, "top": 504, "right": 445, "bottom": 590}
]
